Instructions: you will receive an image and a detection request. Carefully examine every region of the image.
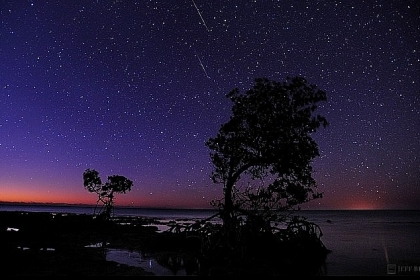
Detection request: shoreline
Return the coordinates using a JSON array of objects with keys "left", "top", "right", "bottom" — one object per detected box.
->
[
  {"left": 0, "top": 210, "right": 328, "bottom": 276},
  {"left": 0, "top": 211, "right": 162, "bottom": 276},
  {"left": 1, "top": 209, "right": 419, "bottom": 276}
]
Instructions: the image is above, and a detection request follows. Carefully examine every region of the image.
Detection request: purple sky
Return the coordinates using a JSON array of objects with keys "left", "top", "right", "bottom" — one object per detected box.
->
[{"left": 0, "top": 0, "right": 419, "bottom": 209}]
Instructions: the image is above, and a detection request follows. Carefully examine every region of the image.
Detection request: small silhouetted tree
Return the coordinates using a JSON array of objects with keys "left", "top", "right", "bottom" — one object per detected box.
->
[
  {"left": 83, "top": 168, "right": 133, "bottom": 221},
  {"left": 205, "top": 76, "right": 328, "bottom": 238}
]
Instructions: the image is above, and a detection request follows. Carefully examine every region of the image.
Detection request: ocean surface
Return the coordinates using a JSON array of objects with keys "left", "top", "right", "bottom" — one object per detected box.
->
[{"left": 1, "top": 203, "right": 419, "bottom": 276}]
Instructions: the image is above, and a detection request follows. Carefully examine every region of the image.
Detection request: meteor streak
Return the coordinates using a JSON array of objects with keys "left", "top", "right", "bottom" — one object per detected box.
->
[
  {"left": 194, "top": 50, "right": 211, "bottom": 79},
  {"left": 191, "top": 0, "right": 210, "bottom": 32}
]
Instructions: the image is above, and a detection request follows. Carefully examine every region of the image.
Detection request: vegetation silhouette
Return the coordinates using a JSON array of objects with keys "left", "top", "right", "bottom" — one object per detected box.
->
[
  {"left": 83, "top": 169, "right": 133, "bottom": 221},
  {"left": 79, "top": 76, "right": 331, "bottom": 275},
  {"left": 153, "top": 76, "right": 331, "bottom": 276},
  {"left": 206, "top": 76, "right": 328, "bottom": 236}
]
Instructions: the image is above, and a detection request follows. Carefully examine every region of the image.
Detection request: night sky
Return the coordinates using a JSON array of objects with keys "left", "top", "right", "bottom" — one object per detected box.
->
[{"left": 1, "top": 0, "right": 419, "bottom": 210}]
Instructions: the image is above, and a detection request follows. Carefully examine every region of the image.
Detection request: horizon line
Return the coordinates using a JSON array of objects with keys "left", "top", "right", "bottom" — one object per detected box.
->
[{"left": 1, "top": 201, "right": 419, "bottom": 211}]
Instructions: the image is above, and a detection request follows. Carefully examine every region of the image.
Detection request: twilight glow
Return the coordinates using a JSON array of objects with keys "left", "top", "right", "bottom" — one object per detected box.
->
[{"left": 0, "top": 1, "right": 419, "bottom": 209}]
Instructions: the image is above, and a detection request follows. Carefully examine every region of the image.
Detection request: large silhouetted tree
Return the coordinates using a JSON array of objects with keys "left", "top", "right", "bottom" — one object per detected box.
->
[
  {"left": 205, "top": 76, "right": 328, "bottom": 237},
  {"left": 83, "top": 168, "right": 133, "bottom": 221}
]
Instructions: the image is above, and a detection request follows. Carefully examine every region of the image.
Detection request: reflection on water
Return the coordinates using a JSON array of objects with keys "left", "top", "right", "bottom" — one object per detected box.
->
[
  {"left": 106, "top": 248, "right": 188, "bottom": 276},
  {"left": 85, "top": 220, "right": 202, "bottom": 276},
  {"left": 84, "top": 238, "right": 188, "bottom": 276},
  {"left": 3, "top": 206, "right": 419, "bottom": 276}
]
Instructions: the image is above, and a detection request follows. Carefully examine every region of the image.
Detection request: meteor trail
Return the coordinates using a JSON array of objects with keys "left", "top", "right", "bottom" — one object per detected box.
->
[
  {"left": 191, "top": 0, "right": 210, "bottom": 32},
  {"left": 194, "top": 50, "right": 211, "bottom": 79}
]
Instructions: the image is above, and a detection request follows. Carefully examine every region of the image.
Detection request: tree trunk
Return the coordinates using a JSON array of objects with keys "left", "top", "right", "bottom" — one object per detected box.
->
[{"left": 222, "top": 179, "right": 235, "bottom": 236}]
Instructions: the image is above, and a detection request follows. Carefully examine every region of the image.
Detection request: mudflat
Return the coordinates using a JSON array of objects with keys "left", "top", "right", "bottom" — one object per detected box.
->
[
  {"left": 0, "top": 211, "right": 160, "bottom": 276},
  {"left": 0, "top": 210, "right": 330, "bottom": 276}
]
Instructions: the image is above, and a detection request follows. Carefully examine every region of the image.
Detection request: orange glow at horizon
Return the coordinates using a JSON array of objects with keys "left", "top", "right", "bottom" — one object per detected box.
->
[
  {"left": 0, "top": 185, "right": 96, "bottom": 205},
  {"left": 1, "top": 182, "right": 414, "bottom": 210},
  {"left": 347, "top": 203, "right": 379, "bottom": 210},
  {"left": 0, "top": 185, "right": 215, "bottom": 209}
]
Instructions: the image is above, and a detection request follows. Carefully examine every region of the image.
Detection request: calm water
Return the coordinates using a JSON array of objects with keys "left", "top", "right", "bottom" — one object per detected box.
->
[
  {"left": 1, "top": 204, "right": 419, "bottom": 276},
  {"left": 302, "top": 210, "right": 420, "bottom": 276}
]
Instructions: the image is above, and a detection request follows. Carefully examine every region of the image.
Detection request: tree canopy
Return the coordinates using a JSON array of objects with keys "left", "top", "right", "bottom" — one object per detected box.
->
[
  {"left": 205, "top": 76, "right": 328, "bottom": 232},
  {"left": 83, "top": 168, "right": 133, "bottom": 220}
]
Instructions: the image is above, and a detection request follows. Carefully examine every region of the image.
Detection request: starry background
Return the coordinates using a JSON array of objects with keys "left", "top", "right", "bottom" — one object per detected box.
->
[{"left": 0, "top": 0, "right": 419, "bottom": 209}]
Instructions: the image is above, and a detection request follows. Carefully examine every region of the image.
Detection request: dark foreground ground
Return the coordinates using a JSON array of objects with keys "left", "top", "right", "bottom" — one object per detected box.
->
[
  {"left": 0, "top": 211, "right": 330, "bottom": 276},
  {"left": 0, "top": 211, "right": 162, "bottom": 276}
]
